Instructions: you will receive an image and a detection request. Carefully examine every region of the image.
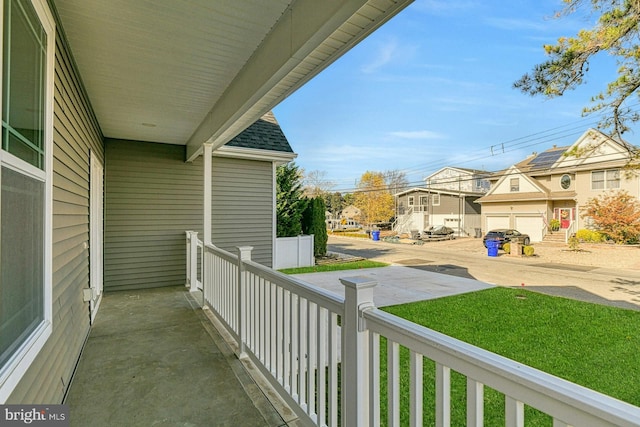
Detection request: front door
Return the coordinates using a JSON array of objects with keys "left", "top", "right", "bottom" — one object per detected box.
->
[
  {"left": 89, "top": 152, "right": 104, "bottom": 323},
  {"left": 560, "top": 208, "right": 572, "bottom": 229}
]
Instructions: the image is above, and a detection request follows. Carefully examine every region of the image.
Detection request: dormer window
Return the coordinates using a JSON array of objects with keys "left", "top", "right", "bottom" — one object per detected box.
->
[{"left": 510, "top": 178, "right": 519, "bottom": 192}]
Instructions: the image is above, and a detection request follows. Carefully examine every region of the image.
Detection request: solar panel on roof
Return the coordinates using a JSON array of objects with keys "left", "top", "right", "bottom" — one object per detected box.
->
[{"left": 529, "top": 150, "right": 564, "bottom": 169}]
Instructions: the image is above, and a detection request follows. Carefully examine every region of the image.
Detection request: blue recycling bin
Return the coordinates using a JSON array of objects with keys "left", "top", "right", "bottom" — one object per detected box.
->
[
  {"left": 486, "top": 240, "right": 499, "bottom": 257},
  {"left": 371, "top": 230, "right": 380, "bottom": 241}
]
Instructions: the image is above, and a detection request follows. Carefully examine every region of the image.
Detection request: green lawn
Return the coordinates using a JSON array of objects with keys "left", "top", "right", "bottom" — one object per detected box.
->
[
  {"left": 381, "top": 287, "right": 640, "bottom": 425},
  {"left": 279, "top": 260, "right": 388, "bottom": 274}
]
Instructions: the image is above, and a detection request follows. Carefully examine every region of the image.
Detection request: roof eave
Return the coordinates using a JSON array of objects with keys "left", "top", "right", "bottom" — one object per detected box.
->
[{"left": 185, "top": 0, "right": 414, "bottom": 161}]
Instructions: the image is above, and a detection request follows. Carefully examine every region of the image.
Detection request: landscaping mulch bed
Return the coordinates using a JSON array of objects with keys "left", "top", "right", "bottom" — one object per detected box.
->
[{"left": 315, "top": 252, "right": 364, "bottom": 266}]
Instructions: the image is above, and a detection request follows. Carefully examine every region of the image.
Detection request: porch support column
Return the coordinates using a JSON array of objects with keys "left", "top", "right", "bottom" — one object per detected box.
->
[
  {"left": 203, "top": 143, "right": 213, "bottom": 245},
  {"left": 340, "top": 276, "right": 377, "bottom": 427}
]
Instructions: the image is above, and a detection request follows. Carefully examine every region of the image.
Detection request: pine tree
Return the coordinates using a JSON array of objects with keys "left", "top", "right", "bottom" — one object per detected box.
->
[
  {"left": 276, "top": 162, "right": 305, "bottom": 237},
  {"left": 515, "top": 1, "right": 640, "bottom": 140}
]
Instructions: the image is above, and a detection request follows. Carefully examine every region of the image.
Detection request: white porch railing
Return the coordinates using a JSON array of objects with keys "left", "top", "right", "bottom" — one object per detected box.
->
[
  {"left": 565, "top": 220, "right": 578, "bottom": 243},
  {"left": 185, "top": 233, "right": 640, "bottom": 427}
]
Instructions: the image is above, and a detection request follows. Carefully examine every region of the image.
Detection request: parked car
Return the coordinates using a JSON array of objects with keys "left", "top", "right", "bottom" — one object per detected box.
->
[
  {"left": 422, "top": 225, "right": 455, "bottom": 239},
  {"left": 482, "top": 229, "right": 530, "bottom": 248}
]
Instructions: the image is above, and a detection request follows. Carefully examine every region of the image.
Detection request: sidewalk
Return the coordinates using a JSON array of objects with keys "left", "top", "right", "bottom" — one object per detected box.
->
[{"left": 65, "top": 286, "right": 287, "bottom": 427}]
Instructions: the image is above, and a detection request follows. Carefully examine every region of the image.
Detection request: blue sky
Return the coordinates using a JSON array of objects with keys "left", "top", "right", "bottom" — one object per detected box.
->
[{"left": 272, "top": 0, "right": 632, "bottom": 192}]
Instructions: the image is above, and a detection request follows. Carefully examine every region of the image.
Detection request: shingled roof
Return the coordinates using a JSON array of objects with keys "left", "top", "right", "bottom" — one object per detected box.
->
[{"left": 224, "top": 111, "right": 293, "bottom": 153}]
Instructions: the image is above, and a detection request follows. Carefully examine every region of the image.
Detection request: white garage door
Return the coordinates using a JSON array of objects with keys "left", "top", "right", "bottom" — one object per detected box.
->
[
  {"left": 515, "top": 216, "right": 543, "bottom": 242},
  {"left": 486, "top": 216, "right": 509, "bottom": 231}
]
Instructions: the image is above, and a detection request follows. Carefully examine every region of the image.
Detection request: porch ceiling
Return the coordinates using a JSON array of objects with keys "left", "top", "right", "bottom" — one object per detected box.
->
[{"left": 52, "top": 0, "right": 413, "bottom": 161}]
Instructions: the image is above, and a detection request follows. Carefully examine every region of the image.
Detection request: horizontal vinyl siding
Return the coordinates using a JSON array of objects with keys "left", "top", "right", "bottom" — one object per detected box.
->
[
  {"left": 8, "top": 23, "right": 103, "bottom": 403},
  {"left": 104, "top": 143, "right": 276, "bottom": 291},
  {"left": 104, "top": 140, "right": 203, "bottom": 291},
  {"left": 211, "top": 157, "right": 273, "bottom": 267},
  {"left": 434, "top": 194, "right": 461, "bottom": 213}
]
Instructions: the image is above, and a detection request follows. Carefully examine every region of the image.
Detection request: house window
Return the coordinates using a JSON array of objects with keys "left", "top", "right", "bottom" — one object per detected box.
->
[
  {"left": 510, "top": 178, "right": 519, "bottom": 192},
  {"left": 419, "top": 196, "right": 428, "bottom": 206},
  {"left": 591, "top": 169, "right": 620, "bottom": 190},
  {"left": 560, "top": 174, "right": 571, "bottom": 190},
  {"left": 408, "top": 196, "right": 414, "bottom": 206},
  {"left": 0, "top": 0, "right": 54, "bottom": 400},
  {"left": 432, "top": 194, "right": 440, "bottom": 206}
]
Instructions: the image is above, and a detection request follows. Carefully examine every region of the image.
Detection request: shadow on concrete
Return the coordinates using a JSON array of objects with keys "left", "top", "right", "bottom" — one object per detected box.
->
[
  {"left": 611, "top": 277, "right": 640, "bottom": 287},
  {"left": 404, "top": 264, "right": 476, "bottom": 280},
  {"left": 522, "top": 285, "right": 640, "bottom": 311},
  {"left": 328, "top": 242, "right": 393, "bottom": 261},
  {"left": 536, "top": 263, "right": 596, "bottom": 272}
]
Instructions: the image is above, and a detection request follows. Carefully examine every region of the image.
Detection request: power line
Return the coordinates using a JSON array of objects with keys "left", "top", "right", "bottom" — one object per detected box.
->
[{"left": 325, "top": 112, "right": 640, "bottom": 192}]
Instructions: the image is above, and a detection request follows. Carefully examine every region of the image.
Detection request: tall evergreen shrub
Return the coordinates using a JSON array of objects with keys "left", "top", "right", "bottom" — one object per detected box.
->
[
  {"left": 276, "top": 162, "right": 305, "bottom": 237},
  {"left": 302, "top": 197, "right": 328, "bottom": 256}
]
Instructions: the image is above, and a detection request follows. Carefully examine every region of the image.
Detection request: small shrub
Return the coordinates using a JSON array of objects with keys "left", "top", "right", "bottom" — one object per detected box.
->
[
  {"left": 503, "top": 242, "right": 510, "bottom": 254},
  {"left": 576, "top": 229, "right": 604, "bottom": 243},
  {"left": 568, "top": 235, "right": 580, "bottom": 250},
  {"left": 523, "top": 245, "right": 535, "bottom": 256}
]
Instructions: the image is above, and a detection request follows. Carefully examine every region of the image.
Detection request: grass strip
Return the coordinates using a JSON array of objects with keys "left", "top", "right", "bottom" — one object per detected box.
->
[{"left": 279, "top": 260, "right": 388, "bottom": 275}]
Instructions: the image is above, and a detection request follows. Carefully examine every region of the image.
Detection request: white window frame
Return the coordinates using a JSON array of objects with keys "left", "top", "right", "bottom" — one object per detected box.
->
[
  {"left": 591, "top": 169, "right": 620, "bottom": 190},
  {"left": 0, "top": 0, "right": 55, "bottom": 402},
  {"left": 408, "top": 196, "right": 414, "bottom": 206},
  {"left": 510, "top": 178, "right": 519, "bottom": 192},
  {"left": 432, "top": 193, "right": 440, "bottom": 206}
]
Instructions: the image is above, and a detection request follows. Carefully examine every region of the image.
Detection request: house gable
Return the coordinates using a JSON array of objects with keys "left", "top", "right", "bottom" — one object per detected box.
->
[
  {"left": 425, "top": 167, "right": 490, "bottom": 193},
  {"left": 556, "top": 128, "right": 631, "bottom": 169},
  {"left": 486, "top": 166, "right": 547, "bottom": 196}
]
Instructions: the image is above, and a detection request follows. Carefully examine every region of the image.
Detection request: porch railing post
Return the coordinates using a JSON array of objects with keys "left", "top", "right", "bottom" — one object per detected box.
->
[
  {"left": 340, "top": 276, "right": 377, "bottom": 427},
  {"left": 185, "top": 231, "right": 192, "bottom": 288},
  {"left": 189, "top": 231, "right": 199, "bottom": 292},
  {"left": 237, "top": 246, "right": 253, "bottom": 359}
]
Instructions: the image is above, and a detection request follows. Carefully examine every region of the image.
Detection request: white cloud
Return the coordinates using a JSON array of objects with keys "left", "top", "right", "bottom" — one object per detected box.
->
[{"left": 361, "top": 39, "right": 400, "bottom": 74}]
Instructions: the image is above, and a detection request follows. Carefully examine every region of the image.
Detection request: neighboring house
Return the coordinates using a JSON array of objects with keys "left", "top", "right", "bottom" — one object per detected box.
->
[
  {"left": 425, "top": 166, "right": 491, "bottom": 193},
  {"left": 0, "top": 0, "right": 408, "bottom": 404},
  {"left": 477, "top": 128, "right": 640, "bottom": 242},
  {"left": 326, "top": 205, "right": 362, "bottom": 230},
  {"left": 394, "top": 168, "right": 489, "bottom": 236},
  {"left": 340, "top": 205, "right": 362, "bottom": 221},
  {"left": 394, "top": 188, "right": 483, "bottom": 236}
]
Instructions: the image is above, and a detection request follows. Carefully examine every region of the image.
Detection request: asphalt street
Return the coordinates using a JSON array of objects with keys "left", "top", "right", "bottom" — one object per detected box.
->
[{"left": 327, "top": 235, "right": 640, "bottom": 311}]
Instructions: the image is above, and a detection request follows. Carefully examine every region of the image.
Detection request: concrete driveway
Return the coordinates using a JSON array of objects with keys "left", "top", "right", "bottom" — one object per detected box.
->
[
  {"left": 292, "top": 265, "right": 494, "bottom": 307},
  {"left": 322, "top": 235, "right": 640, "bottom": 311}
]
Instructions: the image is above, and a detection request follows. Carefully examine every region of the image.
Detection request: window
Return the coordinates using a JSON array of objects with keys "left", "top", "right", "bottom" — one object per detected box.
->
[
  {"left": 0, "top": 0, "right": 54, "bottom": 401},
  {"left": 560, "top": 174, "right": 571, "bottom": 190},
  {"left": 432, "top": 194, "right": 440, "bottom": 206},
  {"left": 591, "top": 169, "right": 620, "bottom": 190},
  {"left": 419, "top": 196, "right": 428, "bottom": 206},
  {"left": 408, "top": 196, "right": 414, "bottom": 206},
  {"left": 510, "top": 178, "right": 519, "bottom": 192}
]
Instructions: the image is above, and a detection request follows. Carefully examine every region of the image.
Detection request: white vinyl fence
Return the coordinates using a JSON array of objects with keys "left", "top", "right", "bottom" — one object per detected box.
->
[
  {"left": 274, "top": 235, "right": 314, "bottom": 269},
  {"left": 185, "top": 232, "right": 640, "bottom": 427}
]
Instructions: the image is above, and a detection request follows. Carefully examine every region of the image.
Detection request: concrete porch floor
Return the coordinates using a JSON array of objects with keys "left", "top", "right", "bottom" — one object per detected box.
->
[{"left": 65, "top": 286, "right": 290, "bottom": 427}]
